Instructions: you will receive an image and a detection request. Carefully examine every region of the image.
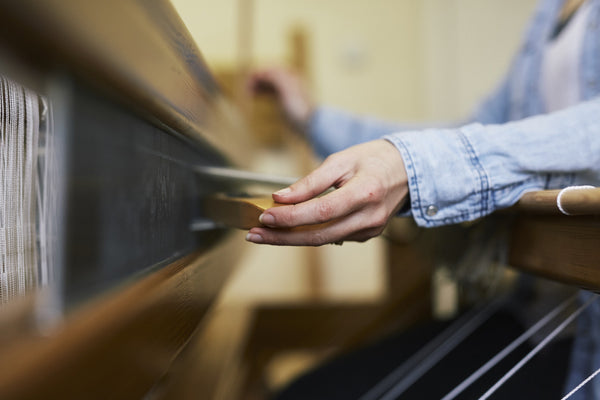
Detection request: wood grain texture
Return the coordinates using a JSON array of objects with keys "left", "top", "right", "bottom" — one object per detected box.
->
[
  {"left": 204, "top": 195, "right": 280, "bottom": 229},
  {"left": 507, "top": 188, "right": 600, "bottom": 290},
  {"left": 515, "top": 187, "right": 600, "bottom": 215},
  {"left": 0, "top": 2, "right": 253, "bottom": 397},
  {"left": 509, "top": 215, "right": 600, "bottom": 291},
  {"left": 204, "top": 195, "right": 333, "bottom": 232},
  {"left": 0, "top": 231, "right": 244, "bottom": 400},
  {"left": 0, "top": 0, "right": 253, "bottom": 167}
]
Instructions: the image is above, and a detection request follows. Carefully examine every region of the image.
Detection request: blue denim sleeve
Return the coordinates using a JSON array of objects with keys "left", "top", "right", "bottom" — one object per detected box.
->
[
  {"left": 470, "top": 77, "right": 511, "bottom": 125},
  {"left": 308, "top": 76, "right": 511, "bottom": 160},
  {"left": 384, "top": 97, "right": 600, "bottom": 227},
  {"left": 308, "top": 107, "right": 407, "bottom": 158}
]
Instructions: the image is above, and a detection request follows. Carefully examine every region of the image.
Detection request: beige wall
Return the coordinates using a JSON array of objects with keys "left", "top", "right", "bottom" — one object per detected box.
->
[
  {"left": 173, "top": 0, "right": 538, "bottom": 121},
  {"left": 422, "top": 0, "right": 538, "bottom": 120}
]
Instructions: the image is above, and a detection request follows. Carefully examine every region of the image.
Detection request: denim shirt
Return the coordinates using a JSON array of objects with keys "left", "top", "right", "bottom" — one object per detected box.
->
[{"left": 309, "top": 0, "right": 600, "bottom": 397}]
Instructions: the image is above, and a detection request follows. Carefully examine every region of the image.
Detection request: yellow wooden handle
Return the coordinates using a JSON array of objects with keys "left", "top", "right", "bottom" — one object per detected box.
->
[{"left": 203, "top": 194, "right": 333, "bottom": 231}]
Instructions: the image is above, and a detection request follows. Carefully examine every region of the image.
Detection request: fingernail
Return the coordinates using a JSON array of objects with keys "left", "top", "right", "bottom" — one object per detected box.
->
[
  {"left": 274, "top": 187, "right": 291, "bottom": 196},
  {"left": 246, "top": 233, "right": 263, "bottom": 243},
  {"left": 259, "top": 213, "right": 275, "bottom": 226}
]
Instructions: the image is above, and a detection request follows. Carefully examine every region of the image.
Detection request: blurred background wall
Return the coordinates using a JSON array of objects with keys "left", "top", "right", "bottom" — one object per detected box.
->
[{"left": 173, "top": 0, "right": 538, "bottom": 121}]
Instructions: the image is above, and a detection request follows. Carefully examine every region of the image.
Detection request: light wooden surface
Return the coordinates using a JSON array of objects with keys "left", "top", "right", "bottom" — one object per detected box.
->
[
  {"left": 204, "top": 195, "right": 279, "bottom": 230},
  {"left": 204, "top": 194, "right": 334, "bottom": 232},
  {"left": 515, "top": 187, "right": 600, "bottom": 215}
]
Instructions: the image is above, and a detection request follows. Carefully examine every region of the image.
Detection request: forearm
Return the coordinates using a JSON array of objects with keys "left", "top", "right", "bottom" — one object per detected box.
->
[{"left": 308, "top": 106, "right": 448, "bottom": 158}]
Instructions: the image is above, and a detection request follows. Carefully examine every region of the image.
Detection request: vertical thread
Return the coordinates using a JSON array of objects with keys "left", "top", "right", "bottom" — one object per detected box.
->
[{"left": 0, "top": 76, "right": 43, "bottom": 304}]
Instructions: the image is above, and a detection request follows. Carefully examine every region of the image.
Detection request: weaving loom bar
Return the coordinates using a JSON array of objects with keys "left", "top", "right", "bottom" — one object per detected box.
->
[{"left": 515, "top": 187, "right": 600, "bottom": 215}]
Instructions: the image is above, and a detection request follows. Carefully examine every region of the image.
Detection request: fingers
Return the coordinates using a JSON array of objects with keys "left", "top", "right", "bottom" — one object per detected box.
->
[
  {"left": 263, "top": 157, "right": 356, "bottom": 227},
  {"left": 272, "top": 159, "right": 348, "bottom": 204},
  {"left": 264, "top": 177, "right": 378, "bottom": 228},
  {"left": 247, "top": 209, "right": 386, "bottom": 246},
  {"left": 264, "top": 144, "right": 403, "bottom": 228},
  {"left": 246, "top": 140, "right": 409, "bottom": 246},
  {"left": 247, "top": 68, "right": 313, "bottom": 128},
  {"left": 248, "top": 68, "right": 288, "bottom": 96}
]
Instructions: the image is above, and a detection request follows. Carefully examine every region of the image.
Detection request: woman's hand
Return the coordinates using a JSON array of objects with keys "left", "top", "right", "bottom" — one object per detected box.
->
[
  {"left": 248, "top": 68, "right": 314, "bottom": 131},
  {"left": 245, "top": 139, "right": 409, "bottom": 246}
]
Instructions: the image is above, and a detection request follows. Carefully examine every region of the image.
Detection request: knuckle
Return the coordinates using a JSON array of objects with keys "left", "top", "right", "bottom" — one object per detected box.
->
[
  {"left": 323, "top": 153, "right": 338, "bottom": 165},
  {"left": 262, "top": 231, "right": 282, "bottom": 245},
  {"left": 299, "top": 173, "right": 314, "bottom": 190},
  {"left": 309, "top": 231, "right": 327, "bottom": 246},
  {"left": 363, "top": 181, "right": 385, "bottom": 203},
  {"left": 367, "top": 209, "right": 388, "bottom": 230},
  {"left": 298, "top": 174, "right": 321, "bottom": 198},
  {"left": 323, "top": 154, "right": 346, "bottom": 174},
  {"left": 316, "top": 200, "right": 335, "bottom": 222},
  {"left": 276, "top": 205, "right": 300, "bottom": 226},
  {"left": 283, "top": 206, "right": 298, "bottom": 225},
  {"left": 358, "top": 182, "right": 385, "bottom": 204},
  {"left": 271, "top": 237, "right": 284, "bottom": 246}
]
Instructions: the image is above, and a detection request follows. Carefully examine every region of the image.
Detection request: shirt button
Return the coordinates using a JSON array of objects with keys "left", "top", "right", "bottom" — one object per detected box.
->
[{"left": 426, "top": 205, "right": 438, "bottom": 216}]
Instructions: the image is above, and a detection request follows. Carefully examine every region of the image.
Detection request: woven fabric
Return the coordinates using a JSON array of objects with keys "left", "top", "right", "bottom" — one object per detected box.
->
[{"left": 0, "top": 76, "right": 41, "bottom": 304}]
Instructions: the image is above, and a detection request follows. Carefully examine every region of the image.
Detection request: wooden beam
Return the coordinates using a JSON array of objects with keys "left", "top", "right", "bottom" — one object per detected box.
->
[
  {"left": 0, "top": 232, "right": 244, "bottom": 399},
  {"left": 508, "top": 215, "right": 600, "bottom": 291},
  {"left": 0, "top": 0, "right": 253, "bottom": 167},
  {"left": 515, "top": 187, "right": 600, "bottom": 215}
]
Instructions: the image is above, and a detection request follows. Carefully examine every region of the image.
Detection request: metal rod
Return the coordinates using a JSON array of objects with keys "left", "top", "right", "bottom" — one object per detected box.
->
[
  {"left": 478, "top": 294, "right": 598, "bottom": 400},
  {"left": 194, "top": 165, "right": 298, "bottom": 187}
]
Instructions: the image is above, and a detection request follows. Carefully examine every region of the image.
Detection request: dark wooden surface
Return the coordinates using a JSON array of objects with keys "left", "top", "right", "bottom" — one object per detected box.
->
[
  {"left": 0, "top": 232, "right": 244, "bottom": 400},
  {"left": 0, "top": 1, "right": 253, "bottom": 398},
  {"left": 0, "top": 0, "right": 253, "bottom": 168},
  {"left": 509, "top": 214, "right": 600, "bottom": 291}
]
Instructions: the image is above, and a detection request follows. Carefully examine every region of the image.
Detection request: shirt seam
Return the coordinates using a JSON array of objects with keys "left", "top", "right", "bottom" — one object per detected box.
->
[
  {"left": 458, "top": 129, "right": 492, "bottom": 219},
  {"left": 394, "top": 139, "right": 425, "bottom": 222}
]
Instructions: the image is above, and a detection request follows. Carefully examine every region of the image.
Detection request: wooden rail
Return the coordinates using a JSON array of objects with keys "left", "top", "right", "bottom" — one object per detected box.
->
[
  {"left": 515, "top": 187, "right": 600, "bottom": 215},
  {"left": 509, "top": 187, "right": 600, "bottom": 291}
]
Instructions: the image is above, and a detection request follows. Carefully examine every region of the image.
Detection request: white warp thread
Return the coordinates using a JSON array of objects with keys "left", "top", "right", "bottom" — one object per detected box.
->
[
  {"left": 562, "top": 365, "right": 600, "bottom": 400},
  {"left": 441, "top": 294, "right": 578, "bottom": 400},
  {"left": 0, "top": 76, "right": 45, "bottom": 304},
  {"left": 359, "top": 299, "right": 504, "bottom": 400},
  {"left": 556, "top": 185, "right": 595, "bottom": 215},
  {"left": 478, "top": 294, "right": 598, "bottom": 400}
]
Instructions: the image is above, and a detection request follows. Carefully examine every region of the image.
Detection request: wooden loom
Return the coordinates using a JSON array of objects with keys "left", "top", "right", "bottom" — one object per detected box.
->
[{"left": 0, "top": 1, "right": 598, "bottom": 399}]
